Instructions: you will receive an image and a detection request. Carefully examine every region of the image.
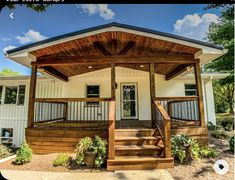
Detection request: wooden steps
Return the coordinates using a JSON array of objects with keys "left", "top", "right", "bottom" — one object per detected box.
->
[{"left": 107, "top": 128, "right": 174, "bottom": 171}]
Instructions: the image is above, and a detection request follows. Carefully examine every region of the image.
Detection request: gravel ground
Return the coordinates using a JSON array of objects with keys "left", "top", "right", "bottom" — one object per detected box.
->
[{"left": 167, "top": 134, "right": 234, "bottom": 180}]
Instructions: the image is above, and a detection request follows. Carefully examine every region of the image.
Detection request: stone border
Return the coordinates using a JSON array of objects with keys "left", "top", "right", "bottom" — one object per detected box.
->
[{"left": 0, "top": 155, "right": 16, "bottom": 164}]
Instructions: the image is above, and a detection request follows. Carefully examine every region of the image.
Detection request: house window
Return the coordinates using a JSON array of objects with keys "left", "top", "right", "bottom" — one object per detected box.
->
[
  {"left": 17, "top": 85, "right": 26, "bottom": 105},
  {"left": 1, "top": 128, "right": 13, "bottom": 146},
  {"left": 4, "top": 86, "right": 18, "bottom": 104},
  {"left": 0, "top": 85, "right": 26, "bottom": 105},
  {"left": 185, "top": 84, "right": 197, "bottom": 96},
  {"left": 86, "top": 85, "right": 100, "bottom": 105}
]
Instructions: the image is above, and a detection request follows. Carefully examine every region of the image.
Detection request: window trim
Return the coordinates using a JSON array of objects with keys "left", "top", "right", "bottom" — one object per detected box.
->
[
  {"left": 184, "top": 84, "right": 197, "bottom": 96},
  {"left": 0, "top": 85, "right": 26, "bottom": 106}
]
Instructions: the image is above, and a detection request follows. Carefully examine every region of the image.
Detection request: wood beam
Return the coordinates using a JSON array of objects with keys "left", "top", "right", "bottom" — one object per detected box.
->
[
  {"left": 28, "top": 65, "right": 37, "bottom": 128},
  {"left": 43, "top": 66, "right": 68, "bottom": 82},
  {"left": 111, "top": 64, "right": 116, "bottom": 99},
  {"left": 165, "top": 64, "right": 191, "bottom": 80},
  {"left": 149, "top": 63, "right": 156, "bottom": 128},
  {"left": 194, "top": 62, "right": 205, "bottom": 126},
  {"left": 93, "top": 41, "right": 111, "bottom": 55},
  {"left": 118, "top": 41, "right": 135, "bottom": 55},
  {"left": 33, "top": 54, "right": 196, "bottom": 67}
]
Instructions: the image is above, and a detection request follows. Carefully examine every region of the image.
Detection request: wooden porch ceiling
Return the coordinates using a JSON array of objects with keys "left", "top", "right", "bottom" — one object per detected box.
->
[{"left": 30, "top": 31, "right": 200, "bottom": 81}]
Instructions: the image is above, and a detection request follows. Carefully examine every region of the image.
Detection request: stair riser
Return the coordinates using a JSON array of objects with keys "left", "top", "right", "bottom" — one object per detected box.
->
[
  {"left": 116, "top": 149, "right": 162, "bottom": 156},
  {"left": 115, "top": 140, "right": 157, "bottom": 146},
  {"left": 115, "top": 131, "right": 155, "bottom": 137}
]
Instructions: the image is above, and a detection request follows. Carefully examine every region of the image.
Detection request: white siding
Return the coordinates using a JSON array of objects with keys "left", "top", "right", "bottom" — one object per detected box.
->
[{"left": 0, "top": 67, "right": 217, "bottom": 146}]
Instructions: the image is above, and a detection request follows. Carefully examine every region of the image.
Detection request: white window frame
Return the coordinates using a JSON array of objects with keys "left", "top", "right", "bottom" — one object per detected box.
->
[
  {"left": 0, "top": 127, "right": 14, "bottom": 146},
  {"left": 0, "top": 85, "right": 26, "bottom": 106},
  {"left": 185, "top": 84, "right": 197, "bottom": 96}
]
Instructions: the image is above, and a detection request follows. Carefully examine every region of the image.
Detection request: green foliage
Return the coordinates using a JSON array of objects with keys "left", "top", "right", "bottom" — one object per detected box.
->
[
  {"left": 15, "top": 141, "right": 33, "bottom": 165},
  {"left": 53, "top": 153, "right": 70, "bottom": 167},
  {"left": 210, "top": 130, "right": 229, "bottom": 139},
  {"left": 171, "top": 134, "right": 200, "bottom": 163},
  {"left": 0, "top": 144, "right": 16, "bottom": 159},
  {"left": 93, "top": 136, "right": 107, "bottom": 168},
  {"left": 75, "top": 137, "right": 94, "bottom": 165},
  {"left": 229, "top": 136, "right": 234, "bottom": 152},
  {"left": 217, "top": 117, "right": 234, "bottom": 131},
  {"left": 75, "top": 136, "right": 107, "bottom": 167},
  {"left": 207, "top": 122, "right": 223, "bottom": 131},
  {"left": 199, "top": 146, "right": 219, "bottom": 158},
  {"left": 204, "top": 4, "right": 234, "bottom": 114},
  {"left": 3, "top": 4, "right": 51, "bottom": 12},
  {"left": 0, "top": 69, "right": 20, "bottom": 76}
]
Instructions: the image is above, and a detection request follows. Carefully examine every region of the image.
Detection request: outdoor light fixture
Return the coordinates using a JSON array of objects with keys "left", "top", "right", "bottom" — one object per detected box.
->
[
  {"left": 140, "top": 65, "right": 144, "bottom": 68},
  {"left": 88, "top": 66, "right": 93, "bottom": 69}
]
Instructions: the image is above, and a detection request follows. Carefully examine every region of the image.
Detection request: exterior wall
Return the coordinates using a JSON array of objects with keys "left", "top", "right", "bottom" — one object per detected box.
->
[{"left": 0, "top": 67, "right": 216, "bottom": 146}]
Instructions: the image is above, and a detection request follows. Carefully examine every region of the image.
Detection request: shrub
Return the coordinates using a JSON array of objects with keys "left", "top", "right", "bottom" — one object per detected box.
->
[
  {"left": 217, "top": 117, "right": 234, "bottom": 131},
  {"left": 171, "top": 134, "right": 200, "bottom": 163},
  {"left": 93, "top": 136, "right": 107, "bottom": 168},
  {"left": 0, "top": 144, "right": 12, "bottom": 159},
  {"left": 207, "top": 122, "right": 223, "bottom": 131},
  {"left": 53, "top": 153, "right": 70, "bottom": 167},
  {"left": 75, "top": 136, "right": 107, "bottom": 167},
  {"left": 210, "top": 130, "right": 229, "bottom": 139},
  {"left": 15, "top": 141, "right": 33, "bottom": 165},
  {"left": 199, "top": 146, "right": 219, "bottom": 158},
  {"left": 229, "top": 136, "right": 234, "bottom": 152}
]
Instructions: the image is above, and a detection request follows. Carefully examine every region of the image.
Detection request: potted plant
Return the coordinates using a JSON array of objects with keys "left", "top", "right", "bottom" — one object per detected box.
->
[
  {"left": 75, "top": 137, "right": 96, "bottom": 167},
  {"left": 75, "top": 136, "right": 107, "bottom": 168}
]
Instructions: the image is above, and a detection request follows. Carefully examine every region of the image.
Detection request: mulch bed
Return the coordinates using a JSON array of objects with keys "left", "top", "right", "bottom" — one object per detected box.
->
[
  {"left": 0, "top": 153, "right": 106, "bottom": 173},
  {"left": 167, "top": 133, "right": 234, "bottom": 180}
]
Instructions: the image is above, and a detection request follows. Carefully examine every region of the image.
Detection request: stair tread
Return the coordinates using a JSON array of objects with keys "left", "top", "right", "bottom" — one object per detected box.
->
[
  {"left": 109, "top": 156, "right": 172, "bottom": 162},
  {"left": 115, "top": 145, "right": 162, "bottom": 150},
  {"left": 115, "top": 129, "right": 155, "bottom": 132},
  {"left": 115, "top": 136, "right": 160, "bottom": 140}
]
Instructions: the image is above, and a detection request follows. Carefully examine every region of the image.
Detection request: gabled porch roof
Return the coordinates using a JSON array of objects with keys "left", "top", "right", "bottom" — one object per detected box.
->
[{"left": 5, "top": 22, "right": 227, "bottom": 82}]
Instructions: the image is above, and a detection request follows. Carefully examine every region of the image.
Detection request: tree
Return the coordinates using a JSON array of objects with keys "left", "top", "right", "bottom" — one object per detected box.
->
[
  {"left": 0, "top": 4, "right": 50, "bottom": 13},
  {"left": 204, "top": 4, "right": 234, "bottom": 114},
  {"left": 0, "top": 69, "right": 20, "bottom": 76}
]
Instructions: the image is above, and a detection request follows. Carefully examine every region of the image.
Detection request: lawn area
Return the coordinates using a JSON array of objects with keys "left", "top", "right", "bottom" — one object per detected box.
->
[
  {"left": 216, "top": 113, "right": 234, "bottom": 121},
  {"left": 0, "top": 144, "right": 17, "bottom": 160}
]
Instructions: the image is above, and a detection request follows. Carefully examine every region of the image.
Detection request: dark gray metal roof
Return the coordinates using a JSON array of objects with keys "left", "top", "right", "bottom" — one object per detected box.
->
[{"left": 6, "top": 22, "right": 223, "bottom": 54}]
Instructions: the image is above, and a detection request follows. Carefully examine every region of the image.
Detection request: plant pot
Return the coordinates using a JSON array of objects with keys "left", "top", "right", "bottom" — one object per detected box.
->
[{"left": 84, "top": 151, "right": 96, "bottom": 168}]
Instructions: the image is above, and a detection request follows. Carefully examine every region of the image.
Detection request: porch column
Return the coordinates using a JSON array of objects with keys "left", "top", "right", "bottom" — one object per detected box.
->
[
  {"left": 149, "top": 63, "right": 156, "bottom": 128},
  {"left": 194, "top": 62, "right": 205, "bottom": 126},
  {"left": 28, "top": 65, "right": 37, "bottom": 128},
  {"left": 111, "top": 63, "right": 116, "bottom": 99}
]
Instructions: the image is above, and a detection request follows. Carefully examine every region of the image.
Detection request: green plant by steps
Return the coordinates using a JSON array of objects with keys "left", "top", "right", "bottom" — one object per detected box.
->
[
  {"left": 15, "top": 141, "right": 33, "bottom": 165},
  {"left": 53, "top": 153, "right": 70, "bottom": 167},
  {"left": 199, "top": 146, "right": 219, "bottom": 158},
  {"left": 75, "top": 136, "right": 107, "bottom": 167},
  {"left": 207, "top": 122, "right": 223, "bottom": 131},
  {"left": 93, "top": 135, "right": 107, "bottom": 168},
  {"left": 171, "top": 134, "right": 200, "bottom": 163},
  {"left": 229, "top": 136, "right": 234, "bottom": 152},
  {"left": 210, "top": 130, "right": 229, "bottom": 139},
  {"left": 75, "top": 137, "right": 94, "bottom": 165}
]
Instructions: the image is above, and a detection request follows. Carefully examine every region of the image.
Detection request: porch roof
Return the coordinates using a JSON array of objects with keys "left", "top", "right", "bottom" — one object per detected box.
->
[{"left": 5, "top": 22, "right": 227, "bottom": 81}]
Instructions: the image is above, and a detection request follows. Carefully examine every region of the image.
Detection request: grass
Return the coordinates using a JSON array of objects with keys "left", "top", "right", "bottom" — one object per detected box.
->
[{"left": 216, "top": 113, "right": 234, "bottom": 121}]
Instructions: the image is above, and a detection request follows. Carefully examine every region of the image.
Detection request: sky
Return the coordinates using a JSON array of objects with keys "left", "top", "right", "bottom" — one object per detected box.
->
[{"left": 0, "top": 4, "right": 221, "bottom": 75}]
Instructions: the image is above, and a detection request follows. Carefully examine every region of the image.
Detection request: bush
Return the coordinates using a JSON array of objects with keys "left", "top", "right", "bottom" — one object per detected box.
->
[
  {"left": 53, "top": 153, "right": 70, "bottom": 167},
  {"left": 210, "top": 130, "right": 229, "bottom": 139},
  {"left": 199, "top": 146, "right": 219, "bottom": 158},
  {"left": 229, "top": 136, "right": 234, "bottom": 152},
  {"left": 207, "top": 122, "right": 223, "bottom": 131},
  {"left": 171, "top": 134, "right": 200, "bottom": 163},
  {"left": 75, "top": 136, "right": 107, "bottom": 167},
  {"left": 15, "top": 141, "right": 33, "bottom": 165},
  {"left": 217, "top": 118, "right": 234, "bottom": 131}
]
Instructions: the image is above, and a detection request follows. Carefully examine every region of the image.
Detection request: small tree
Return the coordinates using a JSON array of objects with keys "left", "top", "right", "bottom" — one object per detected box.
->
[{"left": 15, "top": 141, "right": 33, "bottom": 165}]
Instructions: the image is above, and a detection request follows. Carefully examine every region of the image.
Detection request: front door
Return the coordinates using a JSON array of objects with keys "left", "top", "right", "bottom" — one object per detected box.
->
[{"left": 121, "top": 83, "right": 138, "bottom": 119}]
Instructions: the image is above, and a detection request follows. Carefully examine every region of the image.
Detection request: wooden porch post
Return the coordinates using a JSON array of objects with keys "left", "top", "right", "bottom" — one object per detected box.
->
[
  {"left": 194, "top": 62, "right": 205, "bottom": 126},
  {"left": 108, "top": 63, "right": 116, "bottom": 160},
  {"left": 149, "top": 63, "right": 156, "bottom": 128},
  {"left": 28, "top": 65, "right": 37, "bottom": 128}
]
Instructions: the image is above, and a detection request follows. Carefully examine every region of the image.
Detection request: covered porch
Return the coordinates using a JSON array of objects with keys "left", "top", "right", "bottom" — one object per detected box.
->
[{"left": 6, "top": 23, "right": 225, "bottom": 170}]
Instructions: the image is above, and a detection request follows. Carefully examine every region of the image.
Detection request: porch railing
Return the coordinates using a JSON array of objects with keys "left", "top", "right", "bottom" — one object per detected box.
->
[
  {"left": 154, "top": 100, "right": 171, "bottom": 158},
  {"left": 33, "top": 98, "right": 112, "bottom": 128},
  {"left": 155, "top": 96, "right": 200, "bottom": 127}
]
